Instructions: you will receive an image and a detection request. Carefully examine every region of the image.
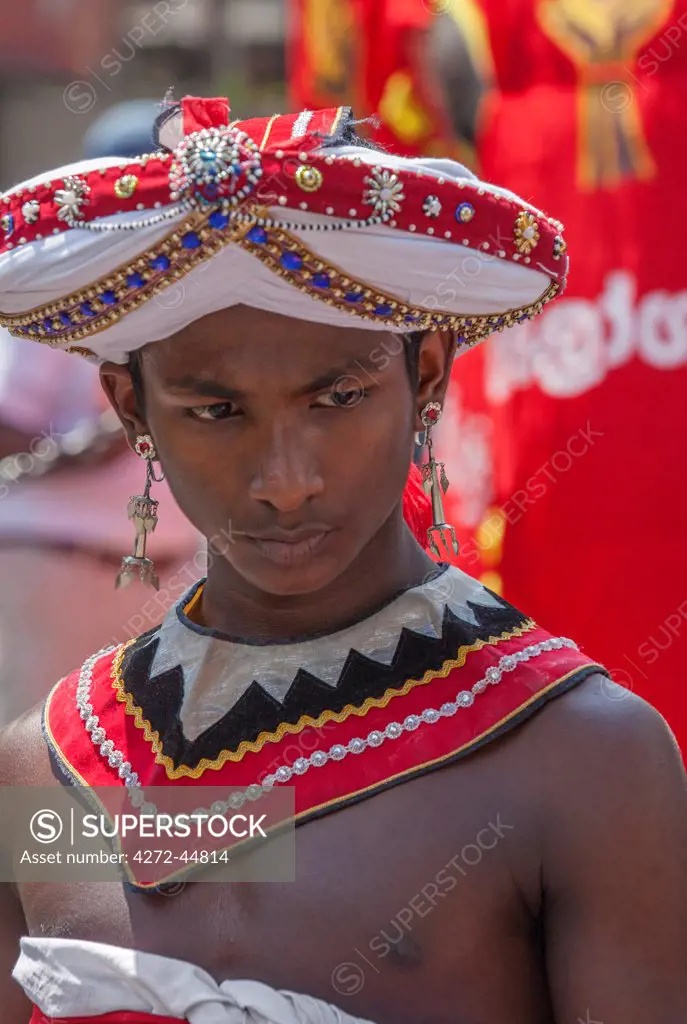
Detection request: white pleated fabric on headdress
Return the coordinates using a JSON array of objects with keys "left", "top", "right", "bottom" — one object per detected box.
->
[{"left": 0, "top": 146, "right": 553, "bottom": 365}]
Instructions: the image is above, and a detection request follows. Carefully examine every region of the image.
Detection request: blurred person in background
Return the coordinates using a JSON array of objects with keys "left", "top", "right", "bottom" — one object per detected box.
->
[
  {"left": 431, "top": 0, "right": 687, "bottom": 755},
  {"left": 0, "top": 100, "right": 200, "bottom": 726}
]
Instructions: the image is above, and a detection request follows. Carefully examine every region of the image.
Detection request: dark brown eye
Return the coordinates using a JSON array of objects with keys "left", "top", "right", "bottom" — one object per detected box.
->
[
  {"left": 334, "top": 389, "right": 364, "bottom": 407},
  {"left": 190, "top": 402, "right": 238, "bottom": 421},
  {"left": 315, "top": 384, "right": 368, "bottom": 409}
]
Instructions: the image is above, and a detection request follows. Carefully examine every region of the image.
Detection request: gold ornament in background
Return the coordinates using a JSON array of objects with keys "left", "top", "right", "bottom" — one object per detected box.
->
[
  {"left": 303, "top": 0, "right": 358, "bottom": 105},
  {"left": 378, "top": 71, "right": 434, "bottom": 148},
  {"left": 541, "top": 0, "right": 662, "bottom": 56},
  {"left": 537, "top": 0, "right": 675, "bottom": 189}
]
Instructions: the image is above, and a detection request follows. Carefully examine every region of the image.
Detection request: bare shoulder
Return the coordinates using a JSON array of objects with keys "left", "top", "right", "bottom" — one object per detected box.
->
[
  {"left": 503, "top": 683, "right": 687, "bottom": 1019},
  {"left": 519, "top": 672, "right": 686, "bottom": 794},
  {"left": 0, "top": 704, "right": 49, "bottom": 788},
  {"left": 425, "top": 671, "right": 685, "bottom": 826},
  {"left": 509, "top": 672, "right": 687, "bottom": 878}
]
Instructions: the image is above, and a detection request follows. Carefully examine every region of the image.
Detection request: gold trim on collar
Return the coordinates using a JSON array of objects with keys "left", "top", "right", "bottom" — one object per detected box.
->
[
  {"left": 111, "top": 621, "right": 537, "bottom": 780},
  {"left": 284, "top": 663, "right": 605, "bottom": 824},
  {"left": 102, "top": 662, "right": 603, "bottom": 890}
]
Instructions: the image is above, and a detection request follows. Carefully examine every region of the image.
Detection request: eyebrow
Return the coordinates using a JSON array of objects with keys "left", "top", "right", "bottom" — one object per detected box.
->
[
  {"left": 164, "top": 361, "right": 373, "bottom": 400},
  {"left": 164, "top": 376, "right": 246, "bottom": 400},
  {"left": 293, "top": 361, "right": 372, "bottom": 397}
]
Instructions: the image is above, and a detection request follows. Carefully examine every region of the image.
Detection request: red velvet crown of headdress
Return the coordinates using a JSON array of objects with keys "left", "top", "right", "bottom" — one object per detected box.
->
[
  {"left": 0, "top": 98, "right": 567, "bottom": 272},
  {"left": 0, "top": 98, "right": 568, "bottom": 364}
]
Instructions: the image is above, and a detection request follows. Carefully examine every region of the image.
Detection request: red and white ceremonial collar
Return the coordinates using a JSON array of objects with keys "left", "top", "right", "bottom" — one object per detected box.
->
[{"left": 43, "top": 613, "right": 604, "bottom": 891}]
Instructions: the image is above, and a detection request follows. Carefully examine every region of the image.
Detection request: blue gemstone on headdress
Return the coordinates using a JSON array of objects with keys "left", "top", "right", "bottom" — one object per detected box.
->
[
  {"left": 344, "top": 291, "right": 363, "bottom": 303},
  {"left": 312, "top": 273, "right": 331, "bottom": 288},
  {"left": 59, "top": 312, "right": 72, "bottom": 326},
  {"left": 150, "top": 254, "right": 171, "bottom": 271},
  {"left": 43, "top": 317, "right": 54, "bottom": 333},
  {"left": 404, "top": 314, "right": 420, "bottom": 323},
  {"left": 247, "top": 226, "right": 268, "bottom": 244},
  {"left": 375, "top": 303, "right": 392, "bottom": 316},
  {"left": 209, "top": 211, "right": 229, "bottom": 230},
  {"left": 455, "top": 202, "right": 475, "bottom": 224},
  {"left": 126, "top": 272, "right": 145, "bottom": 288},
  {"left": 100, "top": 290, "right": 117, "bottom": 305},
  {"left": 182, "top": 232, "right": 201, "bottom": 250},
  {"left": 280, "top": 251, "right": 303, "bottom": 271},
  {"left": 80, "top": 302, "right": 96, "bottom": 317}
]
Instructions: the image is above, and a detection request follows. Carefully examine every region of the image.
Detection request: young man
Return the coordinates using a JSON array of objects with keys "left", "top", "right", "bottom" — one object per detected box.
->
[{"left": 0, "top": 98, "right": 685, "bottom": 1024}]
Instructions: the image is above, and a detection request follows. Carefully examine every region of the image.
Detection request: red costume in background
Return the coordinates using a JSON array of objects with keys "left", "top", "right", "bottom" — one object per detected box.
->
[
  {"left": 289, "top": 0, "right": 457, "bottom": 156},
  {"left": 441, "top": 0, "right": 687, "bottom": 752}
]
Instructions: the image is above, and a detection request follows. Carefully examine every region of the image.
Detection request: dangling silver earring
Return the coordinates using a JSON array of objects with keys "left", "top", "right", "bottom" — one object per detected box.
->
[
  {"left": 116, "top": 434, "right": 165, "bottom": 591},
  {"left": 419, "top": 402, "right": 459, "bottom": 558}
]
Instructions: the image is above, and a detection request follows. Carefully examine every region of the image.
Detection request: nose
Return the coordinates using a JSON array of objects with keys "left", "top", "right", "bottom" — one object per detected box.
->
[{"left": 249, "top": 421, "right": 324, "bottom": 513}]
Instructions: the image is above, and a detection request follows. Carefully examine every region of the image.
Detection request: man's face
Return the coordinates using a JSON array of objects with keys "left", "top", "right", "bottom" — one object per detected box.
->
[{"left": 122, "top": 306, "right": 419, "bottom": 597}]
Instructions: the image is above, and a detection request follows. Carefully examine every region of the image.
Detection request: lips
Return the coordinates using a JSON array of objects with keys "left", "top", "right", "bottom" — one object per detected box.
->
[
  {"left": 244, "top": 526, "right": 333, "bottom": 567},
  {"left": 248, "top": 525, "right": 332, "bottom": 544}
]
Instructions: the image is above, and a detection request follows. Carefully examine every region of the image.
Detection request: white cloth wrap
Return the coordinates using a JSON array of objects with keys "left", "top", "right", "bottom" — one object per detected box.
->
[
  {"left": 0, "top": 147, "right": 554, "bottom": 365},
  {"left": 14, "top": 937, "right": 376, "bottom": 1023}
]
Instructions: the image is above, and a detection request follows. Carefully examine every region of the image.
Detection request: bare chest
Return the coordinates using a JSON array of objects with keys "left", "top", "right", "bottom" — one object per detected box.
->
[{"left": 19, "top": 768, "right": 552, "bottom": 1024}]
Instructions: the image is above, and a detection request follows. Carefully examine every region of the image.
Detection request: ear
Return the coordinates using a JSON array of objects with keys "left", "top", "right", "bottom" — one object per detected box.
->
[
  {"left": 414, "top": 328, "right": 455, "bottom": 430},
  {"left": 99, "top": 361, "right": 148, "bottom": 449}
]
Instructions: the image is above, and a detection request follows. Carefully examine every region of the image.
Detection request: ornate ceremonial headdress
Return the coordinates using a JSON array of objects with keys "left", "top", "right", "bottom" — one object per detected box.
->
[
  {"left": 0, "top": 97, "right": 568, "bottom": 365},
  {"left": 0, "top": 97, "right": 569, "bottom": 571}
]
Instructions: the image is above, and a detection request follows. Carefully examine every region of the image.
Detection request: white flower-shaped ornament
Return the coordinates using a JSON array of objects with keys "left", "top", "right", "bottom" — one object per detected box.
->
[
  {"left": 54, "top": 176, "right": 90, "bottom": 226},
  {"left": 363, "top": 168, "right": 406, "bottom": 221}
]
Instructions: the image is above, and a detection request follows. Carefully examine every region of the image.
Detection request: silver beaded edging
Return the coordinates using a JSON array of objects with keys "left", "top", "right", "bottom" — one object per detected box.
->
[
  {"left": 75, "top": 636, "right": 577, "bottom": 819},
  {"left": 257, "top": 636, "right": 577, "bottom": 794},
  {"left": 76, "top": 646, "right": 141, "bottom": 791}
]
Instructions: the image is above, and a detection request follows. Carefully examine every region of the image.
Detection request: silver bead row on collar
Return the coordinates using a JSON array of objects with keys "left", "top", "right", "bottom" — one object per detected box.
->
[
  {"left": 75, "top": 636, "right": 577, "bottom": 820},
  {"left": 76, "top": 647, "right": 142, "bottom": 790}
]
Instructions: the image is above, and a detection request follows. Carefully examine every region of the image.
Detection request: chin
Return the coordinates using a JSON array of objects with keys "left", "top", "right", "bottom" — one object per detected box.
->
[
  {"left": 231, "top": 554, "right": 346, "bottom": 597},
  {"left": 225, "top": 534, "right": 357, "bottom": 597}
]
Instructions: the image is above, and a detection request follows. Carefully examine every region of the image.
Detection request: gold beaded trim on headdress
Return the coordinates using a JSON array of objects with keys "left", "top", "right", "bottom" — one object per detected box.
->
[
  {"left": 0, "top": 209, "right": 247, "bottom": 349},
  {"left": 0, "top": 205, "right": 560, "bottom": 353},
  {"left": 238, "top": 225, "right": 560, "bottom": 343}
]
